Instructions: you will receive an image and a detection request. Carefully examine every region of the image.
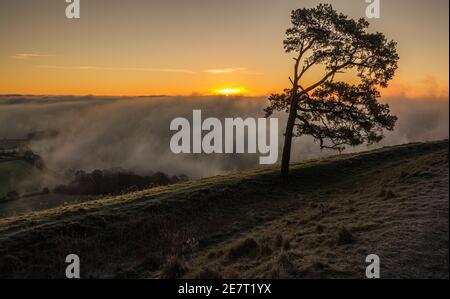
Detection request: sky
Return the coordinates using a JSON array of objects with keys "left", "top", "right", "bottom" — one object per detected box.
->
[{"left": 0, "top": 0, "right": 448, "bottom": 98}]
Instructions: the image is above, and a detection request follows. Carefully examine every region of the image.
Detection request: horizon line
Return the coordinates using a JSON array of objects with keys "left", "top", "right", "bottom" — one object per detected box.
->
[{"left": 0, "top": 93, "right": 449, "bottom": 101}]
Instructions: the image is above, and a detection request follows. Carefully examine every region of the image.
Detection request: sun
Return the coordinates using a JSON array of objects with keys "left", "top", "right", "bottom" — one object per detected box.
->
[{"left": 213, "top": 87, "right": 247, "bottom": 96}]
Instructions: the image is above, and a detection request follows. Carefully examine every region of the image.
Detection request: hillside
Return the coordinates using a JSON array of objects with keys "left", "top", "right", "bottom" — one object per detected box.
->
[{"left": 0, "top": 140, "right": 448, "bottom": 279}]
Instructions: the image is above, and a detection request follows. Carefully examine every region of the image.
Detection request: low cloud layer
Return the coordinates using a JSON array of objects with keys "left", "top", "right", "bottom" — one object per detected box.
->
[
  {"left": 11, "top": 53, "right": 57, "bottom": 60},
  {"left": 37, "top": 65, "right": 196, "bottom": 74},
  {"left": 0, "top": 95, "right": 448, "bottom": 180}
]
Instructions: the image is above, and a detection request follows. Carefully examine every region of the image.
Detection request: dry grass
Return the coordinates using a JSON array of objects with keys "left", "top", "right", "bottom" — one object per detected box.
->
[
  {"left": 228, "top": 238, "right": 260, "bottom": 259},
  {"left": 0, "top": 140, "right": 448, "bottom": 279},
  {"left": 160, "top": 256, "right": 188, "bottom": 279}
]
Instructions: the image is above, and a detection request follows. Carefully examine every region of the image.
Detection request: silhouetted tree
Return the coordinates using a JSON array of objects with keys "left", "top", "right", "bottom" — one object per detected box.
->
[{"left": 265, "top": 4, "right": 399, "bottom": 179}]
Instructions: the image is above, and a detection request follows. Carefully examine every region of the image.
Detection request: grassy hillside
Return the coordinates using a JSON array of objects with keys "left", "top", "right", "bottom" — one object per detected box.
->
[{"left": 0, "top": 140, "right": 448, "bottom": 279}]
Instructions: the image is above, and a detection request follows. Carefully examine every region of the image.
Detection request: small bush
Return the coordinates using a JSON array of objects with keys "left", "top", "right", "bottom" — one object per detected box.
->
[
  {"left": 379, "top": 188, "right": 396, "bottom": 199},
  {"left": 270, "top": 253, "right": 295, "bottom": 278},
  {"left": 385, "top": 190, "right": 396, "bottom": 199},
  {"left": 160, "top": 256, "right": 187, "bottom": 279},
  {"left": 316, "top": 225, "right": 324, "bottom": 234},
  {"left": 228, "top": 238, "right": 259, "bottom": 259},
  {"left": 207, "top": 251, "right": 217, "bottom": 259},
  {"left": 338, "top": 226, "right": 356, "bottom": 245},
  {"left": 282, "top": 239, "right": 291, "bottom": 251},
  {"left": 274, "top": 234, "right": 283, "bottom": 248},
  {"left": 378, "top": 189, "right": 387, "bottom": 197},
  {"left": 309, "top": 202, "right": 319, "bottom": 208}
]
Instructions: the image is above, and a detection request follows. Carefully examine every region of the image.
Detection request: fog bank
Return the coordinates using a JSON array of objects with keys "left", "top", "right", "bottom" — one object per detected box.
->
[{"left": 0, "top": 95, "right": 448, "bottom": 179}]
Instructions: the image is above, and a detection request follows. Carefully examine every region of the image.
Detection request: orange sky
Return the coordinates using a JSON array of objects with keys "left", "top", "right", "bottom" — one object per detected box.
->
[{"left": 0, "top": 0, "right": 448, "bottom": 99}]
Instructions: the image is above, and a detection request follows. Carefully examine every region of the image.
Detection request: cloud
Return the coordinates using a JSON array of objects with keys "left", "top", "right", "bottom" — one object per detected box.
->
[
  {"left": 0, "top": 95, "right": 447, "bottom": 185},
  {"left": 384, "top": 75, "right": 449, "bottom": 100},
  {"left": 12, "top": 53, "right": 57, "bottom": 60},
  {"left": 37, "top": 65, "right": 196, "bottom": 74},
  {"left": 204, "top": 68, "right": 248, "bottom": 74}
]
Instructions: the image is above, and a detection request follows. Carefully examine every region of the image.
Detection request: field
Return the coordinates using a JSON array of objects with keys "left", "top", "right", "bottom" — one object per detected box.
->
[
  {"left": 0, "top": 140, "right": 448, "bottom": 279},
  {"left": 0, "top": 160, "right": 38, "bottom": 198}
]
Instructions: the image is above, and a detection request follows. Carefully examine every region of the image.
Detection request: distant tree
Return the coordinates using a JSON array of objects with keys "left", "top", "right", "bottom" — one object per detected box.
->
[
  {"left": 54, "top": 169, "right": 186, "bottom": 195},
  {"left": 265, "top": 4, "right": 399, "bottom": 179},
  {"left": 5, "top": 191, "right": 19, "bottom": 201}
]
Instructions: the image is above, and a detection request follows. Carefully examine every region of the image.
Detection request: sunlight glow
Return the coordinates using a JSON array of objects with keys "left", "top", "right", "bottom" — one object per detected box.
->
[{"left": 213, "top": 87, "right": 247, "bottom": 96}]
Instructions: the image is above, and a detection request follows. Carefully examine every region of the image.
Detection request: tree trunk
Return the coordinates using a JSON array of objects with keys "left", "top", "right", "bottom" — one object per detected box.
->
[{"left": 281, "top": 98, "right": 298, "bottom": 179}]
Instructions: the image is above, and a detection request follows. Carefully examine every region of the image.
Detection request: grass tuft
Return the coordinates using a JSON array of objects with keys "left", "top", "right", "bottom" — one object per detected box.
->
[
  {"left": 160, "top": 256, "right": 188, "bottom": 279},
  {"left": 228, "top": 238, "right": 259, "bottom": 259},
  {"left": 338, "top": 226, "right": 356, "bottom": 245}
]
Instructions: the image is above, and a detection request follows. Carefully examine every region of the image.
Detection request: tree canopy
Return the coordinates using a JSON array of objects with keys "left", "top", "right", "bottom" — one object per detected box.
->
[{"left": 266, "top": 4, "right": 399, "bottom": 177}]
